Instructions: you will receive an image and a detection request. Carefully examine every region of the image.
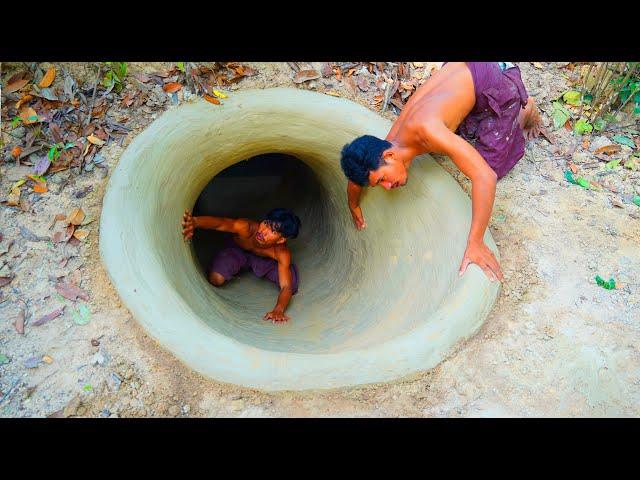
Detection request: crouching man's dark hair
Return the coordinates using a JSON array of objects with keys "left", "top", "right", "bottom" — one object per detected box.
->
[
  {"left": 264, "top": 208, "right": 301, "bottom": 239},
  {"left": 340, "top": 135, "right": 392, "bottom": 186}
]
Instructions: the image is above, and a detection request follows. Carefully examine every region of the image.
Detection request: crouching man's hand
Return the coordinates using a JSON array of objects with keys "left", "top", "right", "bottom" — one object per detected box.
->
[
  {"left": 263, "top": 309, "right": 290, "bottom": 323},
  {"left": 459, "top": 239, "right": 504, "bottom": 282},
  {"left": 350, "top": 205, "right": 366, "bottom": 230}
]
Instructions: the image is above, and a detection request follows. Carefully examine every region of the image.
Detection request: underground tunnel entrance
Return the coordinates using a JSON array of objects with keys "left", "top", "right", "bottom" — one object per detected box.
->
[
  {"left": 191, "top": 153, "right": 326, "bottom": 283},
  {"left": 100, "top": 88, "right": 500, "bottom": 390}
]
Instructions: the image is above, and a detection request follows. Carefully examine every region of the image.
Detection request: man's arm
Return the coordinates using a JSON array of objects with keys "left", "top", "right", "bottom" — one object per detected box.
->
[
  {"left": 347, "top": 180, "right": 366, "bottom": 230},
  {"left": 263, "top": 249, "right": 294, "bottom": 323},
  {"left": 421, "top": 121, "right": 504, "bottom": 282},
  {"left": 181, "top": 210, "right": 250, "bottom": 241}
]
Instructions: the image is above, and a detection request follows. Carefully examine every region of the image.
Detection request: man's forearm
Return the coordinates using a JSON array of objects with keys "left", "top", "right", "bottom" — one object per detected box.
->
[
  {"left": 468, "top": 173, "right": 497, "bottom": 243},
  {"left": 193, "top": 216, "right": 224, "bottom": 231},
  {"left": 273, "top": 287, "right": 293, "bottom": 313},
  {"left": 347, "top": 182, "right": 362, "bottom": 208}
]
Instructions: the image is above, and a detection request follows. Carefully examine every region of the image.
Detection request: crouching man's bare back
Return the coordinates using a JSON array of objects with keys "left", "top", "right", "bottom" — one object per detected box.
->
[
  {"left": 341, "top": 62, "right": 545, "bottom": 282},
  {"left": 181, "top": 208, "right": 301, "bottom": 323}
]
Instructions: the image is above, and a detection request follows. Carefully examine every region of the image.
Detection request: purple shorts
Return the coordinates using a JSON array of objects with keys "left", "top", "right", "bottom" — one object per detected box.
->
[
  {"left": 457, "top": 62, "right": 529, "bottom": 178},
  {"left": 210, "top": 240, "right": 299, "bottom": 294}
]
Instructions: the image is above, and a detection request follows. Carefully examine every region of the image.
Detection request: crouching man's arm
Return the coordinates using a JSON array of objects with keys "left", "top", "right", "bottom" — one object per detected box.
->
[
  {"left": 421, "top": 121, "right": 504, "bottom": 282},
  {"left": 264, "top": 249, "right": 294, "bottom": 323},
  {"left": 181, "top": 209, "right": 250, "bottom": 241},
  {"left": 347, "top": 180, "right": 366, "bottom": 230}
]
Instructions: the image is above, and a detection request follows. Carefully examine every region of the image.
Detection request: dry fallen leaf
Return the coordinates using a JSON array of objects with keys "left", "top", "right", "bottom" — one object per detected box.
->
[
  {"left": 55, "top": 282, "right": 89, "bottom": 301},
  {"left": 5, "top": 78, "right": 29, "bottom": 94},
  {"left": 67, "top": 208, "right": 85, "bottom": 226},
  {"left": 15, "top": 94, "right": 34, "bottom": 109},
  {"left": 7, "top": 187, "right": 21, "bottom": 206},
  {"left": 73, "top": 229, "right": 89, "bottom": 241},
  {"left": 11, "top": 146, "right": 22, "bottom": 158},
  {"left": 569, "top": 163, "right": 578, "bottom": 174},
  {"left": 39, "top": 67, "right": 56, "bottom": 88},
  {"left": 533, "top": 62, "right": 544, "bottom": 69},
  {"left": 293, "top": 69, "right": 321, "bottom": 84},
  {"left": 163, "top": 82, "right": 182, "bottom": 93},
  {"left": 33, "top": 183, "right": 47, "bottom": 193},
  {"left": 203, "top": 94, "right": 221, "bottom": 105},
  {"left": 87, "top": 134, "right": 105, "bottom": 146},
  {"left": 412, "top": 62, "right": 424, "bottom": 68},
  {"left": 32, "top": 307, "right": 65, "bottom": 326},
  {"left": 42, "top": 355, "right": 53, "bottom": 364},
  {"left": 19, "top": 107, "right": 39, "bottom": 125},
  {"left": 55, "top": 213, "right": 67, "bottom": 221},
  {"left": 324, "top": 90, "right": 341, "bottom": 97},
  {"left": 15, "top": 310, "right": 25, "bottom": 334},
  {"left": 594, "top": 144, "right": 622, "bottom": 155},
  {"left": 212, "top": 89, "right": 227, "bottom": 99}
]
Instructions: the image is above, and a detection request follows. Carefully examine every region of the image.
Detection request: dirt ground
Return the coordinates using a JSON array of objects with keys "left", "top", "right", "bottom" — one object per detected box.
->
[{"left": 1, "top": 62, "right": 639, "bottom": 417}]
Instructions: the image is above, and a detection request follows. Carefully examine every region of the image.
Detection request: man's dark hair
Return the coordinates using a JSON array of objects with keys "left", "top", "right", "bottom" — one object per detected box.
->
[
  {"left": 340, "top": 135, "right": 392, "bottom": 186},
  {"left": 264, "top": 208, "right": 301, "bottom": 239}
]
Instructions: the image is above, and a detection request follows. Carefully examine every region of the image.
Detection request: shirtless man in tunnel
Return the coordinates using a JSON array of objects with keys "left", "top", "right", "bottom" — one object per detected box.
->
[
  {"left": 340, "top": 62, "right": 545, "bottom": 282},
  {"left": 181, "top": 207, "right": 301, "bottom": 323}
]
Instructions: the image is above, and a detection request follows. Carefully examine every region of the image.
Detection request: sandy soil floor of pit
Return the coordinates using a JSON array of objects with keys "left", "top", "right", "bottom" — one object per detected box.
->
[{"left": 1, "top": 62, "right": 639, "bottom": 417}]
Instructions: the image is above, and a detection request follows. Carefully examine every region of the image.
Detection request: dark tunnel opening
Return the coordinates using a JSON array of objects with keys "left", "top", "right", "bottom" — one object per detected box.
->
[{"left": 191, "top": 153, "right": 328, "bottom": 284}]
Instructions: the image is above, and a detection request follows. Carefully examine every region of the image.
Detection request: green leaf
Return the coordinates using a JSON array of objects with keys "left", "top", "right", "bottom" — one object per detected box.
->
[
  {"left": 563, "top": 90, "right": 582, "bottom": 106},
  {"left": 48, "top": 145, "right": 60, "bottom": 162},
  {"left": 83, "top": 384, "right": 93, "bottom": 392},
  {"left": 0, "top": 353, "right": 10, "bottom": 366},
  {"left": 595, "top": 275, "right": 616, "bottom": 290},
  {"left": 72, "top": 303, "right": 91, "bottom": 325},
  {"left": 564, "top": 170, "right": 578, "bottom": 184},
  {"left": 11, "top": 179, "right": 26, "bottom": 190},
  {"left": 552, "top": 101, "right": 571, "bottom": 129},
  {"left": 64, "top": 142, "right": 75, "bottom": 149},
  {"left": 11, "top": 117, "right": 22, "bottom": 127},
  {"left": 583, "top": 93, "right": 593, "bottom": 103},
  {"left": 604, "top": 113, "right": 618, "bottom": 123},
  {"left": 102, "top": 71, "right": 114, "bottom": 88},
  {"left": 593, "top": 118, "right": 606, "bottom": 131},
  {"left": 619, "top": 88, "right": 632, "bottom": 104},
  {"left": 634, "top": 195, "right": 640, "bottom": 207},
  {"left": 634, "top": 104, "right": 640, "bottom": 116},
  {"left": 624, "top": 158, "right": 637, "bottom": 170},
  {"left": 612, "top": 135, "right": 636, "bottom": 148},
  {"left": 177, "top": 62, "right": 185, "bottom": 73},
  {"left": 576, "top": 178, "right": 591, "bottom": 189},
  {"left": 574, "top": 118, "right": 593, "bottom": 135},
  {"left": 605, "top": 159, "right": 621, "bottom": 170}
]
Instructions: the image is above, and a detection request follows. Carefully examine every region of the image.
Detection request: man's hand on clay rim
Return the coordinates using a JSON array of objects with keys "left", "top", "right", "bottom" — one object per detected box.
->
[
  {"left": 350, "top": 205, "right": 367, "bottom": 230},
  {"left": 458, "top": 239, "right": 504, "bottom": 282}
]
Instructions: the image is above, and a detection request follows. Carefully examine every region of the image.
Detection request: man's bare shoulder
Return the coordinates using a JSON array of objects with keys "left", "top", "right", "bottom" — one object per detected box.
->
[
  {"left": 274, "top": 244, "right": 292, "bottom": 264},
  {"left": 232, "top": 218, "right": 256, "bottom": 238}
]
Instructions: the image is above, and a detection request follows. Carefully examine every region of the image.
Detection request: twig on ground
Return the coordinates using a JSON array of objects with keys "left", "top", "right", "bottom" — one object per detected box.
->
[
  {"left": 0, "top": 378, "right": 21, "bottom": 406},
  {"left": 85, "top": 63, "right": 101, "bottom": 128}
]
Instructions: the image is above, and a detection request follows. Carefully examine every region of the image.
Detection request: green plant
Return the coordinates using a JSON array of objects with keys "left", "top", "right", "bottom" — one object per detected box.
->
[
  {"left": 103, "top": 62, "right": 127, "bottom": 93},
  {"left": 575, "top": 62, "right": 639, "bottom": 128},
  {"left": 47, "top": 142, "right": 74, "bottom": 163}
]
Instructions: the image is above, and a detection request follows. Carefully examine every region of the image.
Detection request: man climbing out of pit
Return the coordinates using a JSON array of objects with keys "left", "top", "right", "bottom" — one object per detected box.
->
[
  {"left": 340, "top": 62, "right": 547, "bottom": 282},
  {"left": 181, "top": 207, "right": 301, "bottom": 323}
]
